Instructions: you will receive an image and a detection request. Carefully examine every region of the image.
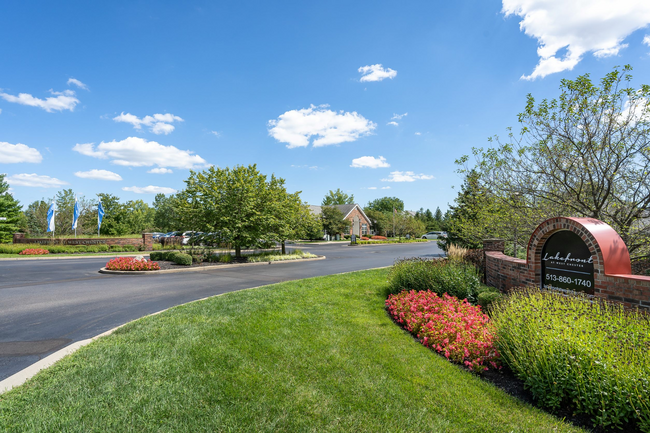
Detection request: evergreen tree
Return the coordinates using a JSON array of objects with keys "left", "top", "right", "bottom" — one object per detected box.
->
[{"left": 0, "top": 174, "right": 23, "bottom": 243}]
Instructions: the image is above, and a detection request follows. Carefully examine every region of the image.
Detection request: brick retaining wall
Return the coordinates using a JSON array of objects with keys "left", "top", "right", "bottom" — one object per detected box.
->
[
  {"left": 484, "top": 218, "right": 650, "bottom": 311},
  {"left": 13, "top": 233, "right": 153, "bottom": 250}
]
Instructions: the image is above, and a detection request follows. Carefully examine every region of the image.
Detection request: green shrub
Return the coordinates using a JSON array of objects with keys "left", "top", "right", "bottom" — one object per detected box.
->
[
  {"left": 491, "top": 288, "right": 650, "bottom": 431},
  {"left": 110, "top": 245, "right": 123, "bottom": 252},
  {"left": 387, "top": 258, "right": 481, "bottom": 302},
  {"left": 149, "top": 252, "right": 163, "bottom": 261},
  {"left": 122, "top": 245, "right": 138, "bottom": 252},
  {"left": 218, "top": 254, "right": 233, "bottom": 263},
  {"left": 477, "top": 291, "right": 502, "bottom": 311},
  {"left": 171, "top": 253, "right": 192, "bottom": 266}
]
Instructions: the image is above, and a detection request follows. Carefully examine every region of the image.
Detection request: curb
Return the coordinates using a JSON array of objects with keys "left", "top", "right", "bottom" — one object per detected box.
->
[
  {"left": 348, "top": 241, "right": 431, "bottom": 247},
  {"left": 0, "top": 252, "right": 157, "bottom": 261},
  {"left": 98, "top": 255, "right": 327, "bottom": 275}
]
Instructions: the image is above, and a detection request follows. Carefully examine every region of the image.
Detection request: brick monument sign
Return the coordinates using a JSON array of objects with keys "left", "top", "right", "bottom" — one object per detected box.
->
[{"left": 484, "top": 217, "right": 650, "bottom": 311}]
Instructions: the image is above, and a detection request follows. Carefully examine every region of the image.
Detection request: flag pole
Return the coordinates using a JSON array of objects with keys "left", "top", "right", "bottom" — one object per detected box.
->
[
  {"left": 53, "top": 201, "right": 55, "bottom": 242},
  {"left": 74, "top": 194, "right": 77, "bottom": 239}
]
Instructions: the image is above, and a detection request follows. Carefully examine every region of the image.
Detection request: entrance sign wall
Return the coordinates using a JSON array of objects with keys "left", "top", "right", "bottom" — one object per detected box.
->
[{"left": 484, "top": 217, "right": 650, "bottom": 311}]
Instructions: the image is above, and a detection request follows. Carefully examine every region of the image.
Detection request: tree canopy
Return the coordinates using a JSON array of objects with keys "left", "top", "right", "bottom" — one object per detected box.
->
[
  {"left": 0, "top": 174, "right": 23, "bottom": 243},
  {"left": 322, "top": 188, "right": 354, "bottom": 205},
  {"left": 366, "top": 197, "right": 404, "bottom": 213},
  {"left": 320, "top": 206, "right": 350, "bottom": 238}
]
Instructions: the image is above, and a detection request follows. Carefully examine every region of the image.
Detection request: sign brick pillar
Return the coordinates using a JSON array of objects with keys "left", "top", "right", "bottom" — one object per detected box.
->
[
  {"left": 142, "top": 233, "right": 153, "bottom": 251},
  {"left": 13, "top": 233, "right": 25, "bottom": 243},
  {"left": 483, "top": 239, "right": 505, "bottom": 253}
]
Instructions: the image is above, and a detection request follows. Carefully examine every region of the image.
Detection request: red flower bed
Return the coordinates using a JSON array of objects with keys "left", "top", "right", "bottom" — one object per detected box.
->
[
  {"left": 371, "top": 235, "right": 387, "bottom": 240},
  {"left": 386, "top": 290, "right": 500, "bottom": 372},
  {"left": 360, "top": 236, "right": 370, "bottom": 240},
  {"left": 106, "top": 257, "right": 160, "bottom": 271},
  {"left": 19, "top": 248, "right": 49, "bottom": 255}
]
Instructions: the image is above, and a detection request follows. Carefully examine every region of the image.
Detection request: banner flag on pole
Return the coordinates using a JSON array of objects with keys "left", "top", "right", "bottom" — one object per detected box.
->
[
  {"left": 46, "top": 202, "right": 56, "bottom": 233},
  {"left": 72, "top": 197, "right": 80, "bottom": 230},
  {"left": 98, "top": 201, "right": 105, "bottom": 232}
]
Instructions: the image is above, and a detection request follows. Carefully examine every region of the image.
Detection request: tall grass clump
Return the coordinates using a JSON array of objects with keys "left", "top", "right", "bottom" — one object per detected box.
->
[
  {"left": 491, "top": 288, "right": 650, "bottom": 431},
  {"left": 446, "top": 243, "right": 468, "bottom": 262},
  {"left": 387, "top": 258, "right": 481, "bottom": 302}
]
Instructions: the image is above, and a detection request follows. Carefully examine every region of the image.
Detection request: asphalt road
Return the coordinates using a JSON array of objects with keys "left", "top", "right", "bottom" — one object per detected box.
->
[{"left": 0, "top": 241, "right": 443, "bottom": 381}]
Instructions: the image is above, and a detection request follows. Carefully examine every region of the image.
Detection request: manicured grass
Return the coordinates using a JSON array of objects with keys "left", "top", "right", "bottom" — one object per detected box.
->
[{"left": 0, "top": 269, "right": 584, "bottom": 432}]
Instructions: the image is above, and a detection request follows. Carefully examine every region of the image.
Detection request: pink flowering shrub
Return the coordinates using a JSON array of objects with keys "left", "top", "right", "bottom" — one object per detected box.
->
[
  {"left": 106, "top": 257, "right": 160, "bottom": 271},
  {"left": 386, "top": 290, "right": 500, "bottom": 373},
  {"left": 19, "top": 248, "right": 49, "bottom": 255}
]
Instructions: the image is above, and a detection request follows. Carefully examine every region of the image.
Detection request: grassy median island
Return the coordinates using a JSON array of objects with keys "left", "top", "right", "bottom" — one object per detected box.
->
[{"left": 0, "top": 269, "right": 582, "bottom": 432}]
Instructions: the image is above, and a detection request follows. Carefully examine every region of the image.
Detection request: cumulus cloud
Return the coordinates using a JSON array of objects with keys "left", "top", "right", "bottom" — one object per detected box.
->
[
  {"left": 381, "top": 171, "right": 434, "bottom": 182},
  {"left": 415, "top": 132, "right": 422, "bottom": 136},
  {"left": 0, "top": 142, "right": 42, "bottom": 163},
  {"left": 113, "top": 112, "right": 184, "bottom": 135},
  {"left": 645, "top": 35, "right": 650, "bottom": 48},
  {"left": 67, "top": 78, "right": 88, "bottom": 90},
  {"left": 6, "top": 173, "right": 68, "bottom": 188},
  {"left": 74, "top": 169, "right": 122, "bottom": 181},
  {"left": 358, "top": 64, "right": 397, "bottom": 82},
  {"left": 268, "top": 104, "right": 376, "bottom": 148},
  {"left": 350, "top": 156, "right": 390, "bottom": 169},
  {"left": 503, "top": 0, "right": 650, "bottom": 80},
  {"left": 122, "top": 185, "right": 177, "bottom": 194},
  {"left": 148, "top": 167, "right": 173, "bottom": 174},
  {"left": 392, "top": 113, "right": 407, "bottom": 120},
  {"left": 72, "top": 137, "right": 208, "bottom": 169},
  {"left": 387, "top": 121, "right": 399, "bottom": 126},
  {"left": 0, "top": 89, "right": 79, "bottom": 112}
]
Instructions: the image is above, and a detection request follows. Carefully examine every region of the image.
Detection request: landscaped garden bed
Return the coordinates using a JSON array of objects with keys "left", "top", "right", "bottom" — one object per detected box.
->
[{"left": 0, "top": 269, "right": 580, "bottom": 432}]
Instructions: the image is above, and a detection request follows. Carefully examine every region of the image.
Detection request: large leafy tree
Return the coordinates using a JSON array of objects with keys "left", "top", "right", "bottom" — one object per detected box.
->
[
  {"left": 153, "top": 193, "right": 179, "bottom": 232},
  {"left": 177, "top": 164, "right": 301, "bottom": 257},
  {"left": 123, "top": 200, "right": 155, "bottom": 234},
  {"left": 0, "top": 174, "right": 23, "bottom": 243},
  {"left": 366, "top": 196, "right": 404, "bottom": 213},
  {"left": 466, "top": 65, "right": 650, "bottom": 257},
  {"left": 321, "top": 188, "right": 354, "bottom": 205},
  {"left": 97, "top": 193, "right": 129, "bottom": 236},
  {"left": 320, "top": 206, "right": 351, "bottom": 238},
  {"left": 364, "top": 208, "right": 390, "bottom": 236},
  {"left": 267, "top": 185, "right": 317, "bottom": 254}
]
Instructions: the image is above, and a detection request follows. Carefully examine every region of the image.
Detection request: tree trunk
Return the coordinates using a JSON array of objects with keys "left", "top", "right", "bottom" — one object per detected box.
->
[
  {"left": 281, "top": 240, "right": 286, "bottom": 255},
  {"left": 235, "top": 245, "right": 241, "bottom": 258}
]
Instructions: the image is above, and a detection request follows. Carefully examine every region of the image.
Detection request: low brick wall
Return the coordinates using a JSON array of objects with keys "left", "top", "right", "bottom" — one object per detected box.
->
[
  {"left": 13, "top": 233, "right": 153, "bottom": 251},
  {"left": 484, "top": 218, "right": 650, "bottom": 311}
]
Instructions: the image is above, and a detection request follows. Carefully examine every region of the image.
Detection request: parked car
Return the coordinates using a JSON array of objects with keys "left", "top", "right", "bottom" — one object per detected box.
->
[
  {"left": 150, "top": 232, "right": 166, "bottom": 240},
  {"left": 421, "top": 231, "right": 447, "bottom": 239},
  {"left": 181, "top": 231, "right": 204, "bottom": 245}
]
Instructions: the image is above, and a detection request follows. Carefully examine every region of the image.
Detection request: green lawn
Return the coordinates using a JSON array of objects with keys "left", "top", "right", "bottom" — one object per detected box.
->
[{"left": 0, "top": 269, "right": 584, "bottom": 432}]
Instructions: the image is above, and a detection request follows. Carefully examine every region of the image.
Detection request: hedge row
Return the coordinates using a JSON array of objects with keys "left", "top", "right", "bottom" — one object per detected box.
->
[
  {"left": 0, "top": 243, "right": 140, "bottom": 254},
  {"left": 149, "top": 251, "right": 192, "bottom": 266},
  {"left": 355, "top": 239, "right": 428, "bottom": 245}
]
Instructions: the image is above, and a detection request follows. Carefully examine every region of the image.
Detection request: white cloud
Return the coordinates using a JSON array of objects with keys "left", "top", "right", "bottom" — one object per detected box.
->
[
  {"left": 113, "top": 112, "right": 184, "bottom": 135},
  {"left": 72, "top": 137, "right": 208, "bottom": 169},
  {"left": 387, "top": 121, "right": 399, "bottom": 126},
  {"left": 6, "top": 173, "right": 68, "bottom": 188},
  {"left": 211, "top": 131, "right": 221, "bottom": 137},
  {"left": 268, "top": 104, "right": 376, "bottom": 148},
  {"left": 503, "top": 0, "right": 650, "bottom": 80},
  {"left": 381, "top": 171, "right": 434, "bottom": 182},
  {"left": 148, "top": 167, "right": 173, "bottom": 174},
  {"left": 415, "top": 132, "right": 422, "bottom": 136},
  {"left": 67, "top": 78, "right": 88, "bottom": 90},
  {"left": 0, "top": 142, "right": 42, "bottom": 163},
  {"left": 358, "top": 64, "right": 397, "bottom": 82},
  {"left": 123, "top": 185, "right": 177, "bottom": 194},
  {"left": 0, "top": 89, "right": 79, "bottom": 112},
  {"left": 351, "top": 156, "right": 390, "bottom": 169},
  {"left": 74, "top": 169, "right": 122, "bottom": 181},
  {"left": 381, "top": 186, "right": 391, "bottom": 189},
  {"left": 645, "top": 35, "right": 650, "bottom": 47},
  {"left": 391, "top": 113, "right": 407, "bottom": 120},
  {"left": 367, "top": 187, "right": 377, "bottom": 190}
]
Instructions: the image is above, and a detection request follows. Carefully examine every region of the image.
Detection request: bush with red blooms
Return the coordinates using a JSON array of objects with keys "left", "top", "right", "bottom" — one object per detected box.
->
[
  {"left": 105, "top": 257, "right": 160, "bottom": 271},
  {"left": 386, "top": 290, "right": 500, "bottom": 373},
  {"left": 371, "top": 235, "right": 387, "bottom": 240},
  {"left": 360, "top": 236, "right": 370, "bottom": 240},
  {"left": 19, "top": 248, "right": 49, "bottom": 255}
]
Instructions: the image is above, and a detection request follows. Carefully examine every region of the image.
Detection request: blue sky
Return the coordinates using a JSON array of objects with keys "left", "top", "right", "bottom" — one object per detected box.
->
[{"left": 2, "top": 0, "right": 650, "bottom": 212}]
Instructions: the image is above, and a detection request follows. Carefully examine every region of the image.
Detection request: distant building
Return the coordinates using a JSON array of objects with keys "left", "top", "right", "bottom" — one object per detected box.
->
[{"left": 308, "top": 204, "right": 373, "bottom": 237}]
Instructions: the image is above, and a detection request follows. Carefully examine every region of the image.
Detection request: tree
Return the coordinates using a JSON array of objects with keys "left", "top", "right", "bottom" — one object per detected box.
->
[
  {"left": 364, "top": 208, "right": 390, "bottom": 236},
  {"left": 177, "top": 164, "right": 295, "bottom": 258},
  {"left": 97, "top": 193, "right": 129, "bottom": 236},
  {"left": 268, "top": 187, "right": 315, "bottom": 254},
  {"left": 24, "top": 199, "right": 49, "bottom": 237},
  {"left": 322, "top": 188, "right": 354, "bottom": 205},
  {"left": 366, "top": 196, "right": 404, "bottom": 213},
  {"left": 0, "top": 174, "right": 23, "bottom": 243},
  {"left": 320, "top": 206, "right": 351, "bottom": 238},
  {"left": 466, "top": 65, "right": 650, "bottom": 257},
  {"left": 123, "top": 200, "right": 155, "bottom": 234},
  {"left": 153, "top": 193, "right": 178, "bottom": 232}
]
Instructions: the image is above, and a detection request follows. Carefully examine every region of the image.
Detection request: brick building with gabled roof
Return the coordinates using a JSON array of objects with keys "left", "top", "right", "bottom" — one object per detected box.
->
[{"left": 308, "top": 204, "right": 373, "bottom": 237}]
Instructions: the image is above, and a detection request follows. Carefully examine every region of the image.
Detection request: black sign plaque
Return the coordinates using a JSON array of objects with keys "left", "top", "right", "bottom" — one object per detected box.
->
[{"left": 541, "top": 230, "right": 594, "bottom": 294}]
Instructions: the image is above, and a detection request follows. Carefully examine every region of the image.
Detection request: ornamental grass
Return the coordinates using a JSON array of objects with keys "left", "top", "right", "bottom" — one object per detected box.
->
[
  {"left": 386, "top": 290, "right": 500, "bottom": 373},
  {"left": 490, "top": 288, "right": 650, "bottom": 431},
  {"left": 105, "top": 257, "right": 160, "bottom": 271}
]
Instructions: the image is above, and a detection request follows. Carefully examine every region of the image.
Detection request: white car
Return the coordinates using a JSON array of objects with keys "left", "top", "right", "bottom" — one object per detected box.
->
[{"left": 421, "top": 231, "right": 447, "bottom": 240}]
